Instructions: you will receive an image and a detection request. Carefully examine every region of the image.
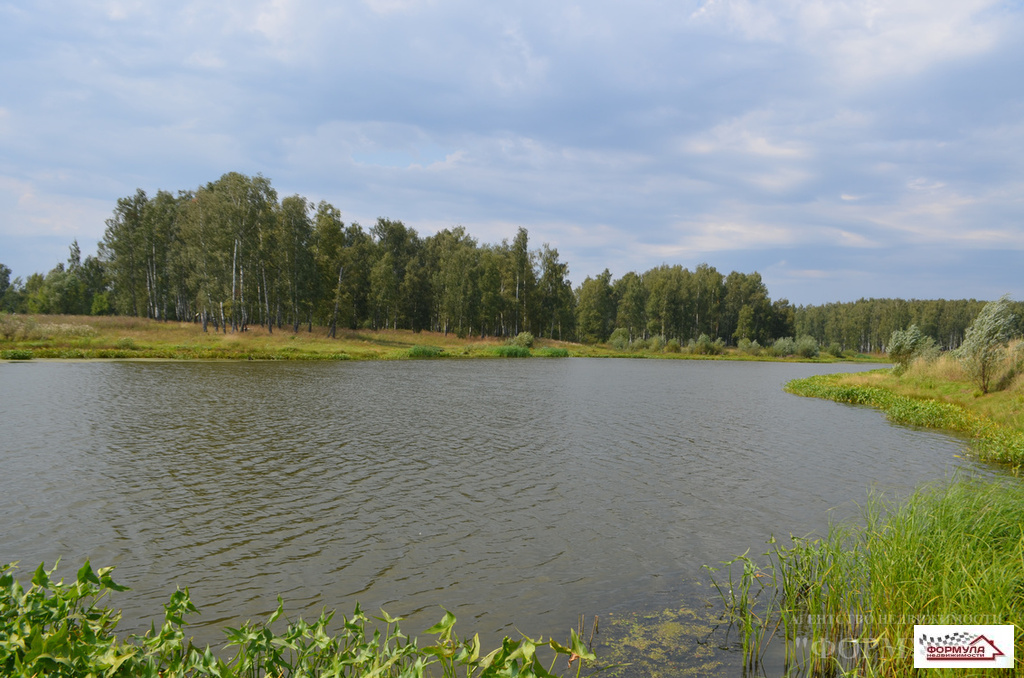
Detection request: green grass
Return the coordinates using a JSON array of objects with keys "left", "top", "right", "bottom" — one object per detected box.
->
[
  {"left": 0, "top": 313, "right": 890, "bottom": 363},
  {"left": 0, "top": 560, "right": 598, "bottom": 678},
  {"left": 708, "top": 477, "right": 1024, "bottom": 677},
  {"left": 712, "top": 365, "right": 1024, "bottom": 675},
  {"left": 492, "top": 345, "right": 531, "bottom": 357},
  {"left": 785, "top": 372, "right": 1024, "bottom": 467}
]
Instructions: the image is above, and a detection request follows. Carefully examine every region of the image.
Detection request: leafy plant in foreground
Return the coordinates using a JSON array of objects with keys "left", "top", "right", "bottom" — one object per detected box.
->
[{"left": 0, "top": 560, "right": 597, "bottom": 677}]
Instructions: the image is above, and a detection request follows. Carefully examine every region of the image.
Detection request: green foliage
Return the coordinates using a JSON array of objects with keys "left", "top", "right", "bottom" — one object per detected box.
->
[
  {"left": 887, "top": 324, "right": 927, "bottom": 374},
  {"left": 709, "top": 477, "right": 1024, "bottom": 677},
  {"left": 954, "top": 294, "right": 1018, "bottom": 393},
  {"left": 114, "top": 337, "right": 137, "bottom": 350},
  {"left": 493, "top": 345, "right": 531, "bottom": 357},
  {"left": 767, "top": 336, "right": 796, "bottom": 357},
  {"left": 1, "top": 349, "right": 33, "bottom": 360},
  {"left": 0, "top": 561, "right": 596, "bottom": 678},
  {"left": 664, "top": 338, "right": 681, "bottom": 353},
  {"left": 786, "top": 373, "right": 1024, "bottom": 465},
  {"left": 737, "top": 338, "right": 761, "bottom": 356},
  {"left": 607, "top": 327, "right": 630, "bottom": 350},
  {"left": 794, "top": 334, "right": 819, "bottom": 358},
  {"left": 689, "top": 334, "right": 724, "bottom": 355},
  {"left": 826, "top": 342, "right": 844, "bottom": 358},
  {"left": 408, "top": 345, "right": 444, "bottom": 358},
  {"left": 508, "top": 331, "right": 535, "bottom": 348},
  {"left": 647, "top": 335, "right": 665, "bottom": 352},
  {"left": 538, "top": 347, "right": 569, "bottom": 357}
]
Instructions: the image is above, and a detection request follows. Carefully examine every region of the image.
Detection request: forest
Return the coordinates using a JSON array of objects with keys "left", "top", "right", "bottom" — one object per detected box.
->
[{"left": 1, "top": 171, "right": 1020, "bottom": 352}]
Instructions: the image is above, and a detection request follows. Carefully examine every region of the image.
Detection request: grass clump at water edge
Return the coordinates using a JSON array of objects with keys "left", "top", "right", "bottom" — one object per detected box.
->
[
  {"left": 706, "top": 476, "right": 1024, "bottom": 677},
  {"left": 0, "top": 560, "right": 601, "bottom": 678}
]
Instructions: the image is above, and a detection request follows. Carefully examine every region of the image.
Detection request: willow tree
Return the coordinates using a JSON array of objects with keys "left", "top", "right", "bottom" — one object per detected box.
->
[{"left": 955, "top": 295, "right": 1017, "bottom": 393}]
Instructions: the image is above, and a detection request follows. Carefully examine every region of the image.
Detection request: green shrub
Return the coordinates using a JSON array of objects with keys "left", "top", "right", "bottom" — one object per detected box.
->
[
  {"left": 508, "top": 331, "right": 535, "bottom": 348},
  {"left": 826, "top": 342, "right": 844, "bottom": 358},
  {"left": 1, "top": 349, "right": 33, "bottom": 360},
  {"left": 608, "top": 327, "right": 630, "bottom": 350},
  {"left": 737, "top": 338, "right": 762, "bottom": 355},
  {"left": 768, "top": 336, "right": 797, "bottom": 357},
  {"left": 690, "top": 333, "right": 724, "bottom": 355},
  {"left": 631, "top": 337, "right": 649, "bottom": 351},
  {"left": 493, "top": 345, "right": 530, "bottom": 357},
  {"left": 795, "top": 334, "right": 819, "bottom": 358},
  {"left": 408, "top": 345, "right": 443, "bottom": 358},
  {"left": 647, "top": 335, "right": 666, "bottom": 352},
  {"left": 664, "top": 338, "right": 681, "bottom": 353},
  {"left": 115, "top": 337, "right": 137, "bottom": 350},
  {"left": 539, "top": 347, "right": 569, "bottom": 357}
]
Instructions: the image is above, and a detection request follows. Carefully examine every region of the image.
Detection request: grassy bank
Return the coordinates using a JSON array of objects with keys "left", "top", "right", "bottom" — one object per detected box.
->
[
  {"left": 0, "top": 560, "right": 598, "bottom": 678},
  {"left": 0, "top": 313, "right": 884, "bottom": 363},
  {"left": 707, "top": 357, "right": 1024, "bottom": 676},
  {"left": 711, "top": 477, "right": 1024, "bottom": 677},
  {"left": 785, "top": 367, "right": 1024, "bottom": 468}
]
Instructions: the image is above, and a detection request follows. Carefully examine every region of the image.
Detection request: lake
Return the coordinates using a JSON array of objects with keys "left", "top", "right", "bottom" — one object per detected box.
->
[{"left": 0, "top": 358, "right": 982, "bottom": 671}]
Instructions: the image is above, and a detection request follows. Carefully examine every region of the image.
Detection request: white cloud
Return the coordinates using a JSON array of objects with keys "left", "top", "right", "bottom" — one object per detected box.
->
[
  {"left": 690, "top": 0, "right": 1006, "bottom": 86},
  {"left": 0, "top": 175, "right": 109, "bottom": 239},
  {"left": 683, "top": 109, "right": 812, "bottom": 161}
]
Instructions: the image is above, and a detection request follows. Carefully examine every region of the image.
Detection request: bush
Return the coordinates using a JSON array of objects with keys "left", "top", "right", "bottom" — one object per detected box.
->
[
  {"left": 769, "top": 337, "right": 797, "bottom": 357},
  {"left": 1, "top": 349, "right": 33, "bottom": 360},
  {"left": 114, "top": 337, "right": 137, "bottom": 350},
  {"left": 647, "top": 334, "right": 666, "bottom": 352},
  {"left": 664, "top": 338, "right": 681, "bottom": 353},
  {"left": 826, "top": 342, "right": 844, "bottom": 358},
  {"left": 737, "top": 338, "right": 762, "bottom": 356},
  {"left": 795, "top": 335, "right": 819, "bottom": 358},
  {"left": 508, "top": 331, "right": 535, "bottom": 348},
  {"left": 631, "top": 337, "right": 649, "bottom": 351},
  {"left": 887, "top": 324, "right": 937, "bottom": 373},
  {"left": 690, "top": 333, "right": 724, "bottom": 355},
  {"left": 608, "top": 327, "right": 630, "bottom": 350},
  {"left": 539, "top": 347, "right": 569, "bottom": 357}
]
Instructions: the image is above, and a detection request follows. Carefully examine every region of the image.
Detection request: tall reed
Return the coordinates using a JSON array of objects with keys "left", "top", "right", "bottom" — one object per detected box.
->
[{"left": 709, "top": 477, "right": 1024, "bottom": 676}]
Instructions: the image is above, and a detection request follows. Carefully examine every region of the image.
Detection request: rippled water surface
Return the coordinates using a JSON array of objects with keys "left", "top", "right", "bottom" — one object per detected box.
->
[{"left": 0, "top": 358, "right": 978, "bottom": 653}]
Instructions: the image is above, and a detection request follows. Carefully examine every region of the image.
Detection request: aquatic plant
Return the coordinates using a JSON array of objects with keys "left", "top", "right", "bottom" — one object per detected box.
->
[
  {"left": 708, "top": 477, "right": 1024, "bottom": 677},
  {"left": 0, "top": 560, "right": 597, "bottom": 677}
]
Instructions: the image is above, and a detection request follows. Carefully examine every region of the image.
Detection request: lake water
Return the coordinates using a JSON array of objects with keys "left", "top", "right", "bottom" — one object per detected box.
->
[{"left": 0, "top": 358, "right": 982, "bottom": 672}]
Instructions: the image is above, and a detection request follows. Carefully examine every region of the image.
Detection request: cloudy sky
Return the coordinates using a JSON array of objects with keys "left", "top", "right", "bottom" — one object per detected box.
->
[{"left": 2, "top": 1, "right": 1022, "bottom": 305}]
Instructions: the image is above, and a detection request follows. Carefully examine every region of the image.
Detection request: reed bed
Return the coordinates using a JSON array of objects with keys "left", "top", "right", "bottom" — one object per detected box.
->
[{"left": 709, "top": 477, "right": 1024, "bottom": 677}]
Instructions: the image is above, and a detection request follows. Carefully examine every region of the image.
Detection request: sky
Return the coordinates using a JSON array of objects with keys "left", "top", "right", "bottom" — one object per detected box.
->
[{"left": 1, "top": 0, "right": 1023, "bottom": 306}]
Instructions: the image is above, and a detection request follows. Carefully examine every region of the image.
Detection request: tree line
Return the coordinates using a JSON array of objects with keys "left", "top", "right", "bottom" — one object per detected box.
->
[{"left": 2, "top": 172, "right": 1020, "bottom": 349}]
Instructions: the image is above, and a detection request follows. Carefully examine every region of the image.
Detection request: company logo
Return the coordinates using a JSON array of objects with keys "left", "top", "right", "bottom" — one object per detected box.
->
[{"left": 914, "top": 625, "right": 1015, "bottom": 669}]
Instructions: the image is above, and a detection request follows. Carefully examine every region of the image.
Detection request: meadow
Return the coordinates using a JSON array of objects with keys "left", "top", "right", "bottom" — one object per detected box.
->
[{"left": 0, "top": 313, "right": 880, "bottom": 363}]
